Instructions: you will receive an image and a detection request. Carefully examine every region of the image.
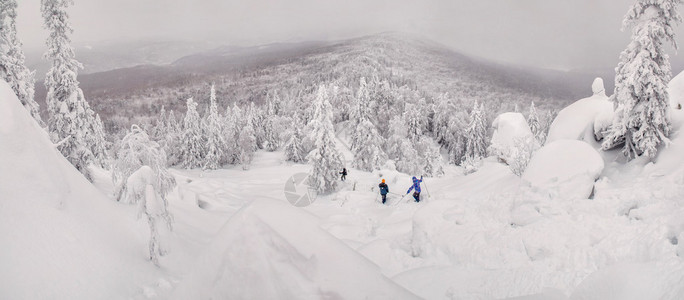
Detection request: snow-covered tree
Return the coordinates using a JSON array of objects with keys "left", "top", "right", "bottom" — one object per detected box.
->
[
  {"left": 285, "top": 116, "right": 306, "bottom": 163},
  {"left": 463, "top": 101, "right": 488, "bottom": 163},
  {"left": 602, "top": 0, "right": 683, "bottom": 159},
  {"left": 112, "top": 124, "right": 176, "bottom": 205},
  {"left": 88, "top": 113, "right": 109, "bottom": 168},
  {"left": 307, "top": 85, "right": 344, "bottom": 193},
  {"left": 447, "top": 111, "right": 468, "bottom": 165},
  {"left": 203, "top": 84, "right": 226, "bottom": 169},
  {"left": 508, "top": 135, "right": 539, "bottom": 176},
  {"left": 126, "top": 166, "right": 173, "bottom": 266},
  {"left": 237, "top": 121, "right": 257, "bottom": 170},
  {"left": 178, "top": 98, "right": 205, "bottom": 168},
  {"left": 262, "top": 99, "right": 281, "bottom": 152},
  {"left": 352, "top": 118, "right": 386, "bottom": 171},
  {"left": 152, "top": 106, "right": 167, "bottom": 142},
  {"left": 164, "top": 110, "right": 181, "bottom": 166},
  {"left": 247, "top": 102, "right": 265, "bottom": 149},
  {"left": 386, "top": 115, "right": 421, "bottom": 174},
  {"left": 350, "top": 78, "right": 386, "bottom": 171},
  {"left": 223, "top": 103, "right": 243, "bottom": 164},
  {"left": 42, "top": 0, "right": 104, "bottom": 180},
  {"left": 417, "top": 136, "right": 444, "bottom": 177},
  {"left": 527, "top": 102, "right": 543, "bottom": 144},
  {"left": 0, "top": 0, "right": 41, "bottom": 125}
]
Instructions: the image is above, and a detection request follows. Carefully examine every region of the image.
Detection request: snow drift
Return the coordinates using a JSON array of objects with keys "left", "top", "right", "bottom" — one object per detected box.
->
[
  {"left": 172, "top": 199, "right": 418, "bottom": 299},
  {"left": 523, "top": 140, "right": 604, "bottom": 199},
  {"left": 546, "top": 78, "right": 613, "bottom": 146},
  {"left": 0, "top": 80, "right": 155, "bottom": 299}
]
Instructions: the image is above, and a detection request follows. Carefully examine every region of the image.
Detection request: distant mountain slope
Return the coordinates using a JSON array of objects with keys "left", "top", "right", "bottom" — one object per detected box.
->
[{"left": 36, "top": 33, "right": 610, "bottom": 133}]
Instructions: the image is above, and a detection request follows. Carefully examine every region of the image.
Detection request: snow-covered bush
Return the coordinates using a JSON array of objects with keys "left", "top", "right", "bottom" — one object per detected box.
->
[
  {"left": 112, "top": 124, "right": 176, "bottom": 204},
  {"left": 508, "top": 135, "right": 539, "bottom": 176},
  {"left": 126, "top": 166, "right": 173, "bottom": 266},
  {"left": 488, "top": 112, "right": 538, "bottom": 165}
]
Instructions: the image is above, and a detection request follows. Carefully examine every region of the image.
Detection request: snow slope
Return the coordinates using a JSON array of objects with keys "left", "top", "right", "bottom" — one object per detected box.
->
[
  {"left": 172, "top": 199, "right": 418, "bottom": 299},
  {"left": 0, "top": 80, "right": 164, "bottom": 299}
]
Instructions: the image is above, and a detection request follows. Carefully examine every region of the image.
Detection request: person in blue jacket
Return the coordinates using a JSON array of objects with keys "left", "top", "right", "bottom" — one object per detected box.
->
[
  {"left": 378, "top": 179, "right": 389, "bottom": 204},
  {"left": 406, "top": 176, "right": 423, "bottom": 202}
]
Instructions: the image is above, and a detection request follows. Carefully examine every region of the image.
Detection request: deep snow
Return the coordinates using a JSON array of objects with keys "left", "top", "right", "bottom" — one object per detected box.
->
[{"left": 2, "top": 70, "right": 684, "bottom": 299}]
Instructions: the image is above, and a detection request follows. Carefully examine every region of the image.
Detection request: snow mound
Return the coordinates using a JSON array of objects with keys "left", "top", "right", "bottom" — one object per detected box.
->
[
  {"left": 489, "top": 112, "right": 537, "bottom": 163},
  {"left": 523, "top": 140, "right": 604, "bottom": 199},
  {"left": 546, "top": 78, "right": 613, "bottom": 146},
  {"left": 172, "top": 199, "right": 418, "bottom": 299},
  {"left": 0, "top": 80, "right": 153, "bottom": 299}
]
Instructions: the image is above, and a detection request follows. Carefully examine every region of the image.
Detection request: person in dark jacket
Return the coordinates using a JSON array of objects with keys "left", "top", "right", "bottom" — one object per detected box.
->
[
  {"left": 378, "top": 179, "right": 389, "bottom": 204},
  {"left": 406, "top": 176, "right": 423, "bottom": 202},
  {"left": 340, "top": 168, "right": 347, "bottom": 181}
]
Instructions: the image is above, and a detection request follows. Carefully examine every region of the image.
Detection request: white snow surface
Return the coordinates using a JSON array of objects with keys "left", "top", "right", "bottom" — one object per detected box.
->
[
  {"left": 489, "top": 112, "right": 536, "bottom": 162},
  {"left": 0, "top": 80, "right": 161, "bottom": 299},
  {"left": 546, "top": 78, "right": 613, "bottom": 146},
  {"left": 523, "top": 140, "right": 604, "bottom": 200},
  {"left": 3, "top": 75, "right": 684, "bottom": 299}
]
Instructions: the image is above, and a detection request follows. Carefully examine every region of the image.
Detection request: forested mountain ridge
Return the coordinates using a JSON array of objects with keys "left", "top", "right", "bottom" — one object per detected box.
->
[{"left": 36, "top": 33, "right": 595, "bottom": 134}]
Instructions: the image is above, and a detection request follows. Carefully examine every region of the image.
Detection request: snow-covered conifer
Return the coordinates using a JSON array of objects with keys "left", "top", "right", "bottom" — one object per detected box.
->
[
  {"left": 307, "top": 85, "right": 344, "bottom": 193},
  {"left": 262, "top": 99, "right": 281, "bottom": 152},
  {"left": 89, "top": 113, "right": 109, "bottom": 168},
  {"left": 352, "top": 118, "right": 386, "bottom": 171},
  {"left": 113, "top": 124, "right": 176, "bottom": 205},
  {"left": 463, "top": 101, "right": 488, "bottom": 163},
  {"left": 0, "top": 0, "right": 41, "bottom": 125},
  {"left": 527, "top": 102, "right": 544, "bottom": 144},
  {"left": 417, "top": 136, "right": 444, "bottom": 177},
  {"left": 237, "top": 121, "right": 257, "bottom": 170},
  {"left": 164, "top": 110, "right": 181, "bottom": 166},
  {"left": 247, "top": 102, "right": 265, "bottom": 149},
  {"left": 152, "top": 106, "right": 167, "bottom": 142},
  {"left": 386, "top": 115, "right": 421, "bottom": 174},
  {"left": 42, "top": 0, "right": 103, "bottom": 180},
  {"left": 178, "top": 98, "right": 206, "bottom": 168},
  {"left": 285, "top": 116, "right": 306, "bottom": 163},
  {"left": 203, "top": 84, "right": 226, "bottom": 169},
  {"left": 603, "top": 0, "right": 683, "bottom": 158}
]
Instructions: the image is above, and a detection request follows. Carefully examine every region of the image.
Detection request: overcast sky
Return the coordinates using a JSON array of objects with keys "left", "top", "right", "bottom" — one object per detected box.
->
[{"left": 15, "top": 0, "right": 684, "bottom": 71}]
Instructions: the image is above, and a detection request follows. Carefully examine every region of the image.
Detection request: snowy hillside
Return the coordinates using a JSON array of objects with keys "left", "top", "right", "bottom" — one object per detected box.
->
[
  {"left": 43, "top": 33, "right": 594, "bottom": 134},
  {"left": 4, "top": 69, "right": 684, "bottom": 298}
]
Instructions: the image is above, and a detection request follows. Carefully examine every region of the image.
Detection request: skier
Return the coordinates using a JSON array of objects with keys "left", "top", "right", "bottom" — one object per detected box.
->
[
  {"left": 406, "top": 176, "right": 423, "bottom": 202},
  {"left": 340, "top": 167, "right": 348, "bottom": 181},
  {"left": 378, "top": 179, "right": 389, "bottom": 204}
]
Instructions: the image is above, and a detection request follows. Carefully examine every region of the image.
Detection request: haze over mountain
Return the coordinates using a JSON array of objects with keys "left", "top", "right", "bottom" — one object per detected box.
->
[{"left": 32, "top": 33, "right": 617, "bottom": 134}]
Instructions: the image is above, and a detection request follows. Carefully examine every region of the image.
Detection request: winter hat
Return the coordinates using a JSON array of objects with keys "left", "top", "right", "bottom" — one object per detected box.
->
[
  {"left": 382, "top": 179, "right": 385, "bottom": 183},
  {"left": 412, "top": 176, "right": 417, "bottom": 181}
]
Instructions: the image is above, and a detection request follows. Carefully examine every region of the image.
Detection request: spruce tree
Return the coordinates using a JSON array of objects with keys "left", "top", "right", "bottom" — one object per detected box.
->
[
  {"left": 464, "top": 101, "right": 488, "bottom": 162},
  {"left": 42, "top": 0, "right": 105, "bottom": 180},
  {"left": 179, "top": 98, "right": 205, "bottom": 169},
  {"left": 285, "top": 116, "right": 306, "bottom": 163},
  {"left": 164, "top": 110, "right": 181, "bottom": 166},
  {"left": 203, "top": 84, "right": 226, "bottom": 169},
  {"left": 603, "top": 0, "right": 683, "bottom": 158},
  {"left": 89, "top": 113, "right": 109, "bottom": 168},
  {"left": 307, "top": 85, "right": 343, "bottom": 193},
  {"left": 0, "top": 0, "right": 41, "bottom": 125},
  {"left": 263, "top": 99, "right": 281, "bottom": 152}
]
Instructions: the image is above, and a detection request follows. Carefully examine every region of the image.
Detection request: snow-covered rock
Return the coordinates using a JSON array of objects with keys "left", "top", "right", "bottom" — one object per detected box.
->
[
  {"left": 0, "top": 80, "right": 155, "bottom": 298},
  {"left": 172, "top": 199, "right": 418, "bottom": 299},
  {"left": 546, "top": 78, "right": 613, "bottom": 146},
  {"left": 523, "top": 140, "right": 604, "bottom": 199},
  {"left": 489, "top": 112, "right": 537, "bottom": 163}
]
